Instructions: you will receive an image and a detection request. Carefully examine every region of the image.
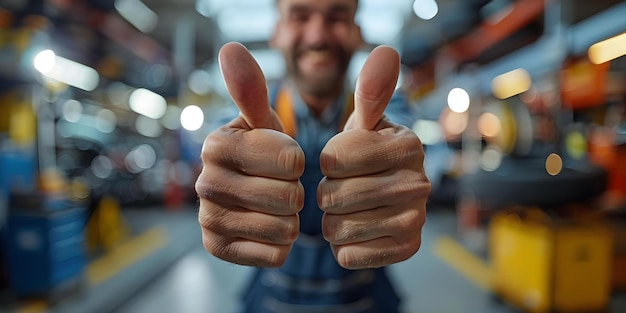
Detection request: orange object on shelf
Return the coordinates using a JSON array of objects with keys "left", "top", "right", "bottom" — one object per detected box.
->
[
  {"left": 588, "top": 128, "right": 626, "bottom": 200},
  {"left": 560, "top": 58, "right": 610, "bottom": 110}
]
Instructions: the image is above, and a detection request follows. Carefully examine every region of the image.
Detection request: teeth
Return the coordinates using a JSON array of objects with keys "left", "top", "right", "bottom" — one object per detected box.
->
[{"left": 304, "top": 51, "right": 331, "bottom": 62}]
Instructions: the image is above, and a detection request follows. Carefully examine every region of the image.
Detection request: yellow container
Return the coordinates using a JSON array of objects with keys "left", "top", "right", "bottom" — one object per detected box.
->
[
  {"left": 489, "top": 209, "right": 613, "bottom": 313},
  {"left": 610, "top": 213, "right": 626, "bottom": 290}
]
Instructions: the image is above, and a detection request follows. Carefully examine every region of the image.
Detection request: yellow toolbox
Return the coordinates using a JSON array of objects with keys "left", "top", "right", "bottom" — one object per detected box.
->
[
  {"left": 489, "top": 208, "right": 613, "bottom": 313},
  {"left": 607, "top": 208, "right": 626, "bottom": 290}
]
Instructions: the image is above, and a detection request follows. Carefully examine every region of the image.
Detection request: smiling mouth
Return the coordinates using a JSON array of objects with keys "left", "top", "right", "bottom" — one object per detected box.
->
[{"left": 300, "top": 50, "right": 334, "bottom": 65}]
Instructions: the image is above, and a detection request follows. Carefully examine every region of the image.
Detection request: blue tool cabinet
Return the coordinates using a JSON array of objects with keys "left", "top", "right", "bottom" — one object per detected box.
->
[{"left": 4, "top": 205, "right": 86, "bottom": 296}]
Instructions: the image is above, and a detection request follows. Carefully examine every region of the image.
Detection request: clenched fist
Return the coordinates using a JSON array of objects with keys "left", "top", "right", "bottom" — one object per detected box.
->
[
  {"left": 318, "top": 46, "right": 430, "bottom": 269},
  {"left": 195, "top": 42, "right": 305, "bottom": 267}
]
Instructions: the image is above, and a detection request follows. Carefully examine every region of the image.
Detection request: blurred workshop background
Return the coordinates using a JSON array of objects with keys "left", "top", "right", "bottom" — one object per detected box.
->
[{"left": 0, "top": 0, "right": 626, "bottom": 312}]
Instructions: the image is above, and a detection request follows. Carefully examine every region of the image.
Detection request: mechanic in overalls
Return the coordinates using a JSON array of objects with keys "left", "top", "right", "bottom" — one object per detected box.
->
[{"left": 195, "top": 0, "right": 431, "bottom": 312}]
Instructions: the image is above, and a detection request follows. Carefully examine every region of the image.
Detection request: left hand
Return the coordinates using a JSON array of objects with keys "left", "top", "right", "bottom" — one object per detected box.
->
[{"left": 317, "top": 46, "right": 431, "bottom": 270}]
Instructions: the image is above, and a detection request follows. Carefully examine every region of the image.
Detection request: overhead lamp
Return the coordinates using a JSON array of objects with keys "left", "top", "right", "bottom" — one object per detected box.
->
[
  {"left": 413, "top": 0, "right": 439, "bottom": 20},
  {"left": 491, "top": 68, "right": 531, "bottom": 99},
  {"left": 181, "top": 105, "right": 204, "bottom": 131},
  {"left": 588, "top": 32, "right": 626, "bottom": 65},
  {"left": 114, "top": 0, "right": 158, "bottom": 33},
  {"left": 129, "top": 88, "right": 167, "bottom": 119},
  {"left": 34, "top": 49, "right": 100, "bottom": 91},
  {"left": 34, "top": 49, "right": 55, "bottom": 73},
  {"left": 447, "top": 88, "right": 470, "bottom": 113}
]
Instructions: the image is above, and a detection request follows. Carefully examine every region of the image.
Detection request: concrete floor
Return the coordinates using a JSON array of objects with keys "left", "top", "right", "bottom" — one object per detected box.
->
[
  {"left": 107, "top": 209, "right": 510, "bottom": 313},
  {"left": 5, "top": 207, "right": 626, "bottom": 313}
]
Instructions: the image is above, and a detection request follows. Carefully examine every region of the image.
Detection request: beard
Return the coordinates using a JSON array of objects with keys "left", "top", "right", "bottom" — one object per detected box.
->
[{"left": 288, "top": 46, "right": 352, "bottom": 98}]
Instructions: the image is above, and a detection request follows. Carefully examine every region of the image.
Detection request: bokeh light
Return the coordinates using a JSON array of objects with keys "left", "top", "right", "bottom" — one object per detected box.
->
[
  {"left": 180, "top": 105, "right": 204, "bottom": 131},
  {"left": 33, "top": 49, "right": 56, "bottom": 74},
  {"left": 413, "top": 0, "right": 439, "bottom": 20},
  {"left": 545, "top": 153, "right": 563, "bottom": 176},
  {"left": 478, "top": 112, "right": 501, "bottom": 138},
  {"left": 447, "top": 88, "right": 470, "bottom": 113}
]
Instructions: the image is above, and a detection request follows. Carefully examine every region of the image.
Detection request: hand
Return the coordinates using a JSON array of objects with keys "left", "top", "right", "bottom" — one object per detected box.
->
[
  {"left": 195, "top": 42, "right": 305, "bottom": 267},
  {"left": 317, "top": 46, "right": 431, "bottom": 269}
]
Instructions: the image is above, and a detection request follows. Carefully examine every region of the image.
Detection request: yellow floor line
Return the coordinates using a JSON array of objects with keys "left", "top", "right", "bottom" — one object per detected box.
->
[
  {"left": 86, "top": 227, "right": 168, "bottom": 286},
  {"left": 432, "top": 235, "right": 493, "bottom": 291},
  {"left": 16, "top": 300, "right": 47, "bottom": 313}
]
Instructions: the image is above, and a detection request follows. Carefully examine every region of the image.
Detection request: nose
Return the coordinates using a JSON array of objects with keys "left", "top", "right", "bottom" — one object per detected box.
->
[{"left": 302, "top": 14, "right": 329, "bottom": 48}]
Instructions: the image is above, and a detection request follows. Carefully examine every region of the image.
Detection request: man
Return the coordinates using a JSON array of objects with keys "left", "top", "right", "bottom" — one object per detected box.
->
[{"left": 195, "top": 0, "right": 430, "bottom": 312}]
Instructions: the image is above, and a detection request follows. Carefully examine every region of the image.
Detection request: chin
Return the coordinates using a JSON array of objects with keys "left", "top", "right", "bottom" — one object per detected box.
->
[{"left": 298, "top": 77, "right": 339, "bottom": 96}]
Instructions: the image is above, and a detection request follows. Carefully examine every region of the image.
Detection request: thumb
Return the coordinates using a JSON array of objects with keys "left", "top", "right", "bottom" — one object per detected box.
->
[
  {"left": 219, "top": 42, "right": 274, "bottom": 129},
  {"left": 349, "top": 45, "right": 400, "bottom": 130}
]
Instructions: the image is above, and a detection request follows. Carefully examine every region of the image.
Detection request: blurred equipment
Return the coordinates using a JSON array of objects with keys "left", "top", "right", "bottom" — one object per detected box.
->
[
  {"left": 607, "top": 208, "right": 626, "bottom": 291},
  {"left": 0, "top": 83, "right": 89, "bottom": 299},
  {"left": 85, "top": 195, "right": 131, "bottom": 254},
  {"left": 490, "top": 208, "right": 613, "bottom": 313},
  {"left": 4, "top": 192, "right": 87, "bottom": 298},
  {"left": 589, "top": 125, "right": 626, "bottom": 205}
]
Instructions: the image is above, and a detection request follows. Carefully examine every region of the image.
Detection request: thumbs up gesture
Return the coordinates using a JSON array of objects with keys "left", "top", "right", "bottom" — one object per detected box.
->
[
  {"left": 318, "top": 46, "right": 430, "bottom": 269},
  {"left": 196, "top": 42, "right": 305, "bottom": 267},
  {"left": 196, "top": 43, "right": 430, "bottom": 269}
]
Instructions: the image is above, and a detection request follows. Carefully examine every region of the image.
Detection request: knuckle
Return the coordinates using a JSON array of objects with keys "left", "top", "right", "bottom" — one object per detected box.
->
[
  {"left": 284, "top": 215, "right": 300, "bottom": 241},
  {"left": 198, "top": 205, "right": 229, "bottom": 237},
  {"left": 265, "top": 215, "right": 299, "bottom": 244},
  {"left": 335, "top": 247, "right": 363, "bottom": 270},
  {"left": 395, "top": 172, "right": 431, "bottom": 204},
  {"left": 266, "top": 248, "right": 289, "bottom": 268},
  {"left": 334, "top": 235, "right": 423, "bottom": 270},
  {"left": 197, "top": 201, "right": 215, "bottom": 228},
  {"left": 277, "top": 145, "right": 305, "bottom": 178},
  {"left": 320, "top": 142, "right": 342, "bottom": 177},
  {"left": 316, "top": 181, "right": 327, "bottom": 210},
  {"left": 316, "top": 179, "right": 338, "bottom": 212},
  {"left": 393, "top": 234, "right": 422, "bottom": 263},
  {"left": 194, "top": 169, "right": 223, "bottom": 201},
  {"left": 200, "top": 131, "right": 229, "bottom": 163},
  {"left": 253, "top": 215, "right": 301, "bottom": 245},
  {"left": 393, "top": 128, "right": 425, "bottom": 164},
  {"left": 321, "top": 214, "right": 338, "bottom": 243},
  {"left": 397, "top": 207, "right": 424, "bottom": 232},
  {"left": 326, "top": 219, "right": 367, "bottom": 245},
  {"left": 287, "top": 182, "right": 305, "bottom": 213},
  {"left": 399, "top": 236, "right": 422, "bottom": 261},
  {"left": 201, "top": 229, "right": 230, "bottom": 259}
]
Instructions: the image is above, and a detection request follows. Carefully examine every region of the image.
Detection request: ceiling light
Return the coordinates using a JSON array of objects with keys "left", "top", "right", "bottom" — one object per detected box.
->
[
  {"left": 129, "top": 88, "right": 167, "bottom": 119},
  {"left": 35, "top": 50, "right": 100, "bottom": 91},
  {"left": 491, "top": 68, "right": 531, "bottom": 99},
  {"left": 34, "top": 49, "right": 56, "bottom": 74},
  {"left": 181, "top": 105, "right": 204, "bottom": 131},
  {"left": 447, "top": 88, "right": 470, "bottom": 113},
  {"left": 588, "top": 32, "right": 626, "bottom": 64},
  {"left": 413, "top": 0, "right": 439, "bottom": 21},
  {"left": 115, "top": 0, "right": 158, "bottom": 33}
]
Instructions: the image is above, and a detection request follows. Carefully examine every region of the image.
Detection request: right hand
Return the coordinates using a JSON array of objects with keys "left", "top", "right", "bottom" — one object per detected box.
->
[{"left": 195, "top": 42, "right": 305, "bottom": 267}]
